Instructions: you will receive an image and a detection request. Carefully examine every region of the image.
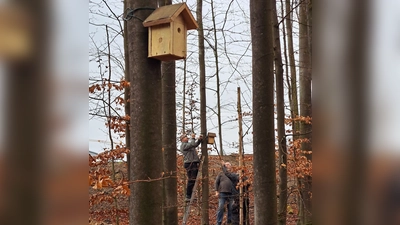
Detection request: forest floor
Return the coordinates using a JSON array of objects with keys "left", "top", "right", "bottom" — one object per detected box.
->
[{"left": 89, "top": 153, "right": 255, "bottom": 225}]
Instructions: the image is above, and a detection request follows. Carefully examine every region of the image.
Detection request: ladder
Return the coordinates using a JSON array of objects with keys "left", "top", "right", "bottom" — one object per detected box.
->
[{"left": 182, "top": 155, "right": 205, "bottom": 225}]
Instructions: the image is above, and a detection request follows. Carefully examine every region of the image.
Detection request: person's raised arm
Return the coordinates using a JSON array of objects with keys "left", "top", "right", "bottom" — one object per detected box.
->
[
  {"left": 222, "top": 164, "right": 239, "bottom": 183},
  {"left": 181, "top": 134, "right": 202, "bottom": 151},
  {"left": 188, "top": 134, "right": 203, "bottom": 148}
]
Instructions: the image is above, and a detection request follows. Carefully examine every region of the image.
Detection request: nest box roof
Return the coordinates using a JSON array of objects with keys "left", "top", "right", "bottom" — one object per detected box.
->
[
  {"left": 207, "top": 132, "right": 217, "bottom": 137},
  {"left": 143, "top": 3, "right": 198, "bottom": 30}
]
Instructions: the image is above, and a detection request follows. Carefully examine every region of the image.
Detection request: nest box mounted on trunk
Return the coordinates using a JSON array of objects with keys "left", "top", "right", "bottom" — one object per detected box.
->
[
  {"left": 143, "top": 3, "right": 198, "bottom": 61},
  {"left": 0, "top": 7, "right": 32, "bottom": 61},
  {"left": 207, "top": 132, "right": 216, "bottom": 145}
]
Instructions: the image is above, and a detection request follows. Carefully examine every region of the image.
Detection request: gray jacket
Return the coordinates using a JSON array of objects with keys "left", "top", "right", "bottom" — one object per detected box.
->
[
  {"left": 180, "top": 138, "right": 201, "bottom": 163},
  {"left": 215, "top": 166, "right": 239, "bottom": 194}
]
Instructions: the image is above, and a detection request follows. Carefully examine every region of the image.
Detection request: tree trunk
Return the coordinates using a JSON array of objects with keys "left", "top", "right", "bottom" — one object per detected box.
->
[
  {"left": 210, "top": 0, "right": 224, "bottom": 156},
  {"left": 160, "top": 2, "right": 177, "bottom": 224},
  {"left": 162, "top": 59, "right": 178, "bottom": 225},
  {"left": 281, "top": 0, "right": 290, "bottom": 107},
  {"left": 105, "top": 25, "right": 120, "bottom": 225},
  {"left": 161, "top": 3, "right": 177, "bottom": 224},
  {"left": 181, "top": 59, "right": 188, "bottom": 199},
  {"left": 286, "top": 0, "right": 299, "bottom": 133},
  {"left": 123, "top": 0, "right": 131, "bottom": 190},
  {"left": 127, "top": 0, "right": 163, "bottom": 224},
  {"left": 284, "top": 0, "right": 301, "bottom": 222},
  {"left": 341, "top": 2, "right": 367, "bottom": 225},
  {"left": 299, "top": 0, "right": 312, "bottom": 224},
  {"left": 182, "top": 59, "right": 187, "bottom": 132},
  {"left": 123, "top": 2, "right": 133, "bottom": 223},
  {"left": 307, "top": 0, "right": 312, "bottom": 62},
  {"left": 272, "top": 1, "right": 288, "bottom": 225},
  {"left": 237, "top": 87, "right": 244, "bottom": 225},
  {"left": 197, "top": 0, "right": 209, "bottom": 223},
  {"left": 250, "top": 0, "right": 277, "bottom": 224},
  {"left": 3, "top": 61, "right": 45, "bottom": 225},
  {"left": 1, "top": 4, "right": 47, "bottom": 223}
]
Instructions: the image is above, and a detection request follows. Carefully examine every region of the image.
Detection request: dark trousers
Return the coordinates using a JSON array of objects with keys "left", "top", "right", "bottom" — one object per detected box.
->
[
  {"left": 184, "top": 162, "right": 199, "bottom": 198},
  {"left": 217, "top": 192, "right": 234, "bottom": 224},
  {"left": 232, "top": 195, "right": 249, "bottom": 225}
]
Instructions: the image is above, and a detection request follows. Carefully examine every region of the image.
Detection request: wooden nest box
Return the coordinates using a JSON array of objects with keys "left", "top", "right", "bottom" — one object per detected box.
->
[
  {"left": 143, "top": 3, "right": 198, "bottom": 61},
  {"left": 207, "top": 132, "right": 216, "bottom": 145},
  {"left": 0, "top": 7, "right": 32, "bottom": 61}
]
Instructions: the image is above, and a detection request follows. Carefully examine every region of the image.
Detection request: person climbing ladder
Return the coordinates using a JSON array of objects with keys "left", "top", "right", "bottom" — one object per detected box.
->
[{"left": 179, "top": 132, "right": 203, "bottom": 201}]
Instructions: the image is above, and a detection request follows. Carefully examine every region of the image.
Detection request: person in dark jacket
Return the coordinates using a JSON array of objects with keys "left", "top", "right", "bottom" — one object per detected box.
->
[
  {"left": 215, "top": 161, "right": 239, "bottom": 225},
  {"left": 231, "top": 176, "right": 250, "bottom": 225},
  {"left": 180, "top": 133, "right": 203, "bottom": 201}
]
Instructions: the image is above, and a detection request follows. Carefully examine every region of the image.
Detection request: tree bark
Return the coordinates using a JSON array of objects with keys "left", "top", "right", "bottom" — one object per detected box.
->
[
  {"left": 299, "top": 0, "right": 312, "bottom": 224},
  {"left": 123, "top": 0, "right": 131, "bottom": 187},
  {"left": 341, "top": 2, "right": 367, "bottom": 225},
  {"left": 160, "top": 2, "right": 178, "bottom": 223},
  {"left": 162, "top": 59, "right": 177, "bottom": 225},
  {"left": 122, "top": 1, "right": 132, "bottom": 222},
  {"left": 197, "top": 0, "right": 209, "bottom": 223},
  {"left": 250, "top": 0, "right": 277, "bottom": 224},
  {"left": 127, "top": 0, "right": 163, "bottom": 224},
  {"left": 272, "top": 1, "right": 288, "bottom": 225}
]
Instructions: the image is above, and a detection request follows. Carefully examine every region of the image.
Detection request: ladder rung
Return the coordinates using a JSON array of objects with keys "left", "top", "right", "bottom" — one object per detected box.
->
[{"left": 182, "top": 155, "right": 205, "bottom": 225}]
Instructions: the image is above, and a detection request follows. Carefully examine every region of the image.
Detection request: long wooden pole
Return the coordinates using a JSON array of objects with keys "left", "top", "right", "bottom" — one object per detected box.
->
[
  {"left": 237, "top": 87, "right": 244, "bottom": 225},
  {"left": 197, "top": 0, "right": 209, "bottom": 223}
]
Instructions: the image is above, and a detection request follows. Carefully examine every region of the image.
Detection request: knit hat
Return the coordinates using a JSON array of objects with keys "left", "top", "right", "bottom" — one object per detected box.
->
[{"left": 180, "top": 134, "right": 187, "bottom": 141}]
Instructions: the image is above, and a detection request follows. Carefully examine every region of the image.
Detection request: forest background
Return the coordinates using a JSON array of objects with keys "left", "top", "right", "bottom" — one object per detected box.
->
[{"left": 0, "top": 0, "right": 398, "bottom": 225}]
